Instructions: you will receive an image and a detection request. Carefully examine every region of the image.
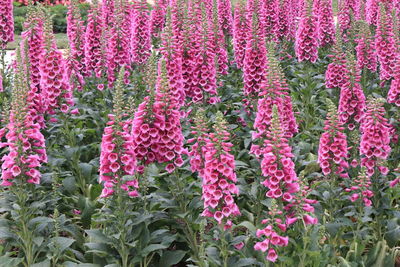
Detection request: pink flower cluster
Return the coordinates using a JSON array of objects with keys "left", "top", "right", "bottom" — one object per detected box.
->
[
  {"left": 365, "top": 0, "right": 379, "bottom": 25},
  {"left": 338, "top": 0, "right": 351, "bottom": 41},
  {"left": 40, "top": 46, "right": 74, "bottom": 116},
  {"left": 217, "top": 0, "right": 233, "bottom": 36},
  {"left": 84, "top": 3, "right": 106, "bottom": 78},
  {"left": 360, "top": 98, "right": 391, "bottom": 176},
  {"left": 261, "top": 0, "right": 279, "bottom": 41},
  {"left": 67, "top": 0, "right": 86, "bottom": 90},
  {"left": 99, "top": 115, "right": 138, "bottom": 198},
  {"left": 211, "top": 2, "right": 229, "bottom": 76},
  {"left": 160, "top": 14, "right": 185, "bottom": 107},
  {"left": 131, "top": 0, "right": 151, "bottom": 65},
  {"left": 295, "top": 3, "right": 319, "bottom": 63},
  {"left": 375, "top": 7, "right": 396, "bottom": 81},
  {"left": 0, "top": 115, "right": 47, "bottom": 186},
  {"left": 131, "top": 61, "right": 185, "bottom": 173},
  {"left": 150, "top": 0, "right": 167, "bottom": 38},
  {"left": 387, "top": 53, "right": 400, "bottom": 106},
  {"left": 355, "top": 24, "right": 377, "bottom": 72},
  {"left": 316, "top": 0, "right": 335, "bottom": 47},
  {"left": 200, "top": 114, "right": 240, "bottom": 229},
  {"left": 338, "top": 58, "right": 366, "bottom": 129},
  {"left": 188, "top": 111, "right": 209, "bottom": 178},
  {"left": 21, "top": 16, "right": 46, "bottom": 127},
  {"left": 0, "top": 0, "right": 14, "bottom": 48},
  {"left": 243, "top": 15, "right": 267, "bottom": 98},
  {"left": 106, "top": 5, "right": 132, "bottom": 87},
  {"left": 232, "top": 1, "right": 248, "bottom": 69},
  {"left": 325, "top": 54, "right": 348, "bottom": 88},
  {"left": 318, "top": 101, "right": 349, "bottom": 177},
  {"left": 344, "top": 169, "right": 373, "bottom": 207}
]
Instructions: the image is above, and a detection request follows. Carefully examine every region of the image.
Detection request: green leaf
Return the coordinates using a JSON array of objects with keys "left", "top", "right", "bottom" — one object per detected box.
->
[
  {"left": 159, "top": 250, "right": 186, "bottom": 266},
  {"left": 85, "top": 229, "right": 111, "bottom": 243},
  {"left": 51, "top": 237, "right": 75, "bottom": 252},
  {"left": 141, "top": 244, "right": 168, "bottom": 256},
  {"left": 0, "top": 227, "right": 15, "bottom": 239},
  {"left": 236, "top": 221, "right": 256, "bottom": 233},
  {"left": 31, "top": 260, "right": 51, "bottom": 267},
  {"left": 234, "top": 258, "right": 258, "bottom": 267},
  {"left": 63, "top": 176, "right": 77, "bottom": 193}
]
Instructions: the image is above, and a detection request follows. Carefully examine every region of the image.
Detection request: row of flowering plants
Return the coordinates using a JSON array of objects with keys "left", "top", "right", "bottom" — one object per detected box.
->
[{"left": 0, "top": 0, "right": 399, "bottom": 266}]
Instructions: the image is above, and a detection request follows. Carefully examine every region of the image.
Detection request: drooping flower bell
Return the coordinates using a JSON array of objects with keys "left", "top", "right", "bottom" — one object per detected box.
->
[
  {"left": 99, "top": 68, "right": 138, "bottom": 198},
  {"left": 318, "top": 99, "right": 349, "bottom": 177},
  {"left": 211, "top": 0, "right": 229, "bottom": 76},
  {"left": 325, "top": 29, "right": 348, "bottom": 89},
  {"left": 150, "top": 0, "right": 167, "bottom": 38},
  {"left": 217, "top": 0, "right": 233, "bottom": 36},
  {"left": 344, "top": 168, "right": 374, "bottom": 207},
  {"left": 359, "top": 97, "right": 391, "bottom": 176},
  {"left": 388, "top": 54, "right": 400, "bottom": 107}
]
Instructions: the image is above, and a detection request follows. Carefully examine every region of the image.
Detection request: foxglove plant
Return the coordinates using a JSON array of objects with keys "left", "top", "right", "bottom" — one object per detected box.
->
[
  {"left": 84, "top": 1, "right": 106, "bottom": 79},
  {"left": 160, "top": 10, "right": 185, "bottom": 107},
  {"left": 388, "top": 55, "right": 400, "bottom": 106},
  {"left": 106, "top": 0, "right": 132, "bottom": 87},
  {"left": 355, "top": 22, "right": 377, "bottom": 72},
  {"left": 99, "top": 68, "right": 138, "bottom": 198},
  {"left": 261, "top": 0, "right": 279, "bottom": 41},
  {"left": 40, "top": 17, "right": 74, "bottom": 117},
  {"left": 344, "top": 168, "right": 373, "bottom": 207},
  {"left": 67, "top": 0, "right": 86, "bottom": 90},
  {"left": 360, "top": 97, "right": 391, "bottom": 176},
  {"left": 277, "top": 0, "right": 292, "bottom": 41},
  {"left": 375, "top": 5, "right": 396, "bottom": 82},
  {"left": 102, "top": 0, "right": 115, "bottom": 26},
  {"left": 150, "top": 0, "right": 167, "bottom": 38},
  {"left": 201, "top": 112, "right": 240, "bottom": 229},
  {"left": 318, "top": 99, "right": 349, "bottom": 178},
  {"left": 1, "top": 48, "right": 47, "bottom": 187},
  {"left": 188, "top": 110, "right": 209, "bottom": 178},
  {"left": 0, "top": 0, "right": 14, "bottom": 50},
  {"left": 338, "top": 0, "right": 352, "bottom": 41},
  {"left": 325, "top": 31, "right": 347, "bottom": 89},
  {"left": 295, "top": 0, "right": 318, "bottom": 63},
  {"left": 338, "top": 54, "right": 366, "bottom": 130},
  {"left": 316, "top": 0, "right": 335, "bottom": 47},
  {"left": 211, "top": 0, "right": 229, "bottom": 76},
  {"left": 188, "top": 6, "right": 218, "bottom": 104},
  {"left": 252, "top": 48, "right": 297, "bottom": 140},
  {"left": 232, "top": 0, "right": 248, "bottom": 69},
  {"left": 243, "top": 13, "right": 267, "bottom": 98},
  {"left": 21, "top": 8, "right": 46, "bottom": 127},
  {"left": 131, "top": 0, "right": 151, "bottom": 65},
  {"left": 365, "top": 0, "right": 379, "bottom": 25},
  {"left": 217, "top": 0, "right": 233, "bottom": 36},
  {"left": 131, "top": 59, "right": 185, "bottom": 173}
]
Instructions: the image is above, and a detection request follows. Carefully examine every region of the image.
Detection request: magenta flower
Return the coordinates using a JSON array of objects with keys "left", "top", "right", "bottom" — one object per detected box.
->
[
  {"left": 200, "top": 112, "right": 240, "bottom": 229},
  {"left": 325, "top": 35, "right": 348, "bottom": 89},
  {"left": 243, "top": 12, "right": 267, "bottom": 98},
  {"left": 316, "top": 0, "right": 335, "bottom": 47},
  {"left": 102, "top": 0, "right": 115, "bottom": 26},
  {"left": 99, "top": 71, "right": 138, "bottom": 198},
  {"left": 318, "top": 100, "right": 349, "bottom": 177},
  {"left": 40, "top": 19, "right": 74, "bottom": 117},
  {"left": 131, "top": 0, "right": 151, "bottom": 65},
  {"left": 338, "top": 56, "right": 366, "bottom": 130},
  {"left": 131, "top": 60, "right": 185, "bottom": 173},
  {"left": 232, "top": 0, "right": 248, "bottom": 69},
  {"left": 338, "top": 0, "right": 352, "bottom": 41},
  {"left": 360, "top": 97, "right": 391, "bottom": 176},
  {"left": 0, "top": 0, "right": 14, "bottom": 49},
  {"left": 260, "top": 0, "right": 279, "bottom": 41},
  {"left": 106, "top": 1, "right": 132, "bottom": 87},
  {"left": 295, "top": 1, "right": 319, "bottom": 63},
  {"left": 388, "top": 55, "right": 400, "bottom": 107},
  {"left": 217, "top": 0, "right": 233, "bottom": 36},
  {"left": 344, "top": 169, "right": 373, "bottom": 207},
  {"left": 1, "top": 53, "right": 47, "bottom": 186},
  {"left": 355, "top": 23, "right": 377, "bottom": 72},
  {"left": 150, "top": 0, "right": 167, "bottom": 38},
  {"left": 67, "top": 0, "right": 86, "bottom": 91},
  {"left": 211, "top": 1, "right": 229, "bottom": 76},
  {"left": 84, "top": 2, "right": 106, "bottom": 78},
  {"left": 375, "top": 5, "right": 396, "bottom": 82}
]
